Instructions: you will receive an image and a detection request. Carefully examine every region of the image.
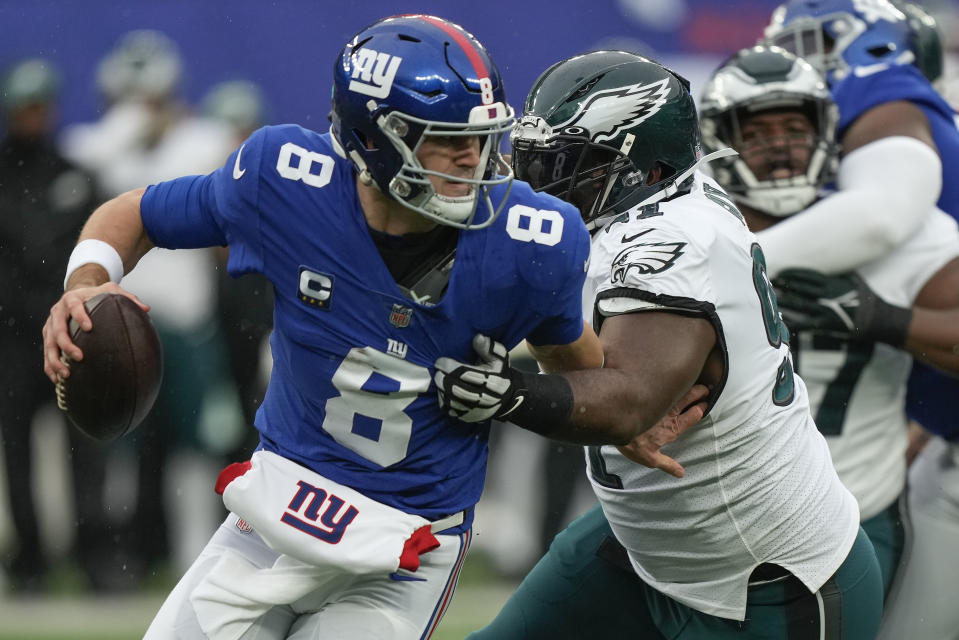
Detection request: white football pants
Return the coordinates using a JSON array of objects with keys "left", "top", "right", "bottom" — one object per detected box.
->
[
  {"left": 144, "top": 513, "right": 471, "bottom": 639},
  {"left": 879, "top": 437, "right": 959, "bottom": 640}
]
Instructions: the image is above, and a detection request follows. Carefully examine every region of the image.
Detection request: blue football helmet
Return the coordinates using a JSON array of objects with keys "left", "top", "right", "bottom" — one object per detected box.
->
[
  {"left": 331, "top": 14, "right": 515, "bottom": 229},
  {"left": 763, "top": 0, "right": 914, "bottom": 84}
]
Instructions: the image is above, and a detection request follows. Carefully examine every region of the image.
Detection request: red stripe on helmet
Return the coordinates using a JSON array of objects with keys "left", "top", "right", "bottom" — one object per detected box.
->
[{"left": 414, "top": 15, "right": 490, "bottom": 82}]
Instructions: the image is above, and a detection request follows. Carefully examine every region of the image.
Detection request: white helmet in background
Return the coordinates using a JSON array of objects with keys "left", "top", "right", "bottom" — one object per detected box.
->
[
  {"left": 97, "top": 29, "right": 183, "bottom": 102},
  {"left": 201, "top": 80, "right": 269, "bottom": 135},
  {"left": 699, "top": 46, "right": 838, "bottom": 217}
]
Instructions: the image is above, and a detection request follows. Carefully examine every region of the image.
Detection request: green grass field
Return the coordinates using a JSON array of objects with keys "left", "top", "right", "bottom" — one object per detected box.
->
[{"left": 0, "top": 555, "right": 518, "bottom": 639}]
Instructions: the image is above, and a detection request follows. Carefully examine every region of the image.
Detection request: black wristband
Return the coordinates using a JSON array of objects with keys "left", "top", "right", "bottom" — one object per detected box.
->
[
  {"left": 497, "top": 369, "right": 574, "bottom": 436},
  {"left": 874, "top": 303, "right": 913, "bottom": 348}
]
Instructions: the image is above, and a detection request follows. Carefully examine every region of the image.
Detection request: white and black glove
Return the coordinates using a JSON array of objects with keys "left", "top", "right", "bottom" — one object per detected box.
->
[
  {"left": 773, "top": 268, "right": 913, "bottom": 347},
  {"left": 434, "top": 334, "right": 527, "bottom": 423}
]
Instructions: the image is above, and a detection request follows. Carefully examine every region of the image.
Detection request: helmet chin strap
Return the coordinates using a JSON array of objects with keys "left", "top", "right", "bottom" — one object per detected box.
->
[
  {"left": 590, "top": 147, "right": 739, "bottom": 231},
  {"left": 635, "top": 147, "right": 738, "bottom": 209}
]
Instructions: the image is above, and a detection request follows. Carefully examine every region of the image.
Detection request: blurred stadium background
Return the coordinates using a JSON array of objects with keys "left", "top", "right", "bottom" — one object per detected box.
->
[{"left": 2, "top": 0, "right": 958, "bottom": 636}]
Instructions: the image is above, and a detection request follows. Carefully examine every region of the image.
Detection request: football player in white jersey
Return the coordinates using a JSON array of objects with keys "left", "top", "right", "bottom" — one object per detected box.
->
[
  {"left": 699, "top": 45, "right": 959, "bottom": 601},
  {"left": 434, "top": 51, "right": 883, "bottom": 639},
  {"left": 702, "top": 42, "right": 959, "bottom": 640}
]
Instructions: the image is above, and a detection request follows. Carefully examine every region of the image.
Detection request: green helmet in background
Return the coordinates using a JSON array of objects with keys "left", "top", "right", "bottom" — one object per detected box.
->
[
  {"left": 1, "top": 58, "right": 60, "bottom": 114},
  {"left": 511, "top": 50, "right": 703, "bottom": 229},
  {"left": 891, "top": 1, "right": 944, "bottom": 86}
]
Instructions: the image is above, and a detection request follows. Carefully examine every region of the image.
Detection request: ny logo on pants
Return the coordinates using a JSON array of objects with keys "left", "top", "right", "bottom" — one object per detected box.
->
[{"left": 281, "top": 480, "right": 359, "bottom": 543}]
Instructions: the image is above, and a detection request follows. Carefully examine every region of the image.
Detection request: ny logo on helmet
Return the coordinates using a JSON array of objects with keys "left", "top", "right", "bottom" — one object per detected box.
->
[
  {"left": 852, "top": 0, "right": 902, "bottom": 24},
  {"left": 349, "top": 48, "right": 402, "bottom": 99},
  {"left": 556, "top": 77, "right": 672, "bottom": 143}
]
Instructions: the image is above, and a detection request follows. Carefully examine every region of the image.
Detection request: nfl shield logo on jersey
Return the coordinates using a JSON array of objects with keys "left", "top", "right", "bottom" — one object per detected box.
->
[{"left": 389, "top": 304, "right": 413, "bottom": 328}]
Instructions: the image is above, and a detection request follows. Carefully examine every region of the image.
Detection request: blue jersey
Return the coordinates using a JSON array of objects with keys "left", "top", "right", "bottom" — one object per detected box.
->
[
  {"left": 139, "top": 124, "right": 590, "bottom": 524},
  {"left": 832, "top": 64, "right": 959, "bottom": 441},
  {"left": 833, "top": 64, "right": 959, "bottom": 218}
]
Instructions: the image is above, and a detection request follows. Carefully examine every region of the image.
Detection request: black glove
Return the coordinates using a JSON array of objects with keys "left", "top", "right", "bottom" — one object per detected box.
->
[
  {"left": 772, "top": 268, "right": 913, "bottom": 347},
  {"left": 434, "top": 334, "right": 526, "bottom": 422}
]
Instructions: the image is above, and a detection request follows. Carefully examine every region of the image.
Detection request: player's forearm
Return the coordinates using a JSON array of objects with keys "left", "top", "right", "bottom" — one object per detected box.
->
[
  {"left": 555, "top": 367, "right": 680, "bottom": 445},
  {"left": 905, "top": 308, "right": 959, "bottom": 376},
  {"left": 528, "top": 321, "right": 604, "bottom": 373},
  {"left": 504, "top": 361, "right": 691, "bottom": 446},
  {"left": 66, "top": 188, "right": 155, "bottom": 289}
]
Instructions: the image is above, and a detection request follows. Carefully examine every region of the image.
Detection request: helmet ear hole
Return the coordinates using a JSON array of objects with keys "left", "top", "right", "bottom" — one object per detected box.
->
[
  {"left": 352, "top": 129, "right": 373, "bottom": 150},
  {"left": 867, "top": 44, "right": 895, "bottom": 57}
]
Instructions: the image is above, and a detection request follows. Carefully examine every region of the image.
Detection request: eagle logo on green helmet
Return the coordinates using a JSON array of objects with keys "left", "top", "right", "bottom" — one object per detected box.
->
[{"left": 555, "top": 77, "right": 672, "bottom": 143}]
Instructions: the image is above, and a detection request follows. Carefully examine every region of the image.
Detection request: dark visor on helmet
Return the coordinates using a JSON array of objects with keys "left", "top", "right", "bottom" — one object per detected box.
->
[{"left": 512, "top": 135, "right": 629, "bottom": 217}]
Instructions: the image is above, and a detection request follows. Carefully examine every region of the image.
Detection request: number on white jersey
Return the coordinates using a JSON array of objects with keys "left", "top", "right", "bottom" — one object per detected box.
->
[
  {"left": 796, "top": 336, "right": 875, "bottom": 435},
  {"left": 751, "top": 243, "right": 795, "bottom": 406}
]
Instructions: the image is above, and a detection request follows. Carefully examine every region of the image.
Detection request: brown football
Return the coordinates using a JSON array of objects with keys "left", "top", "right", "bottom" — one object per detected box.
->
[{"left": 56, "top": 293, "right": 163, "bottom": 441}]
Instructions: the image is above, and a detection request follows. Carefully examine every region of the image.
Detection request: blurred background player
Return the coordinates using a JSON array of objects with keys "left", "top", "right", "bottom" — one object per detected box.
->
[
  {"left": 699, "top": 44, "right": 959, "bottom": 600},
  {"left": 873, "top": 7, "right": 959, "bottom": 640},
  {"left": 0, "top": 58, "right": 108, "bottom": 592},
  {"left": 442, "top": 49, "right": 882, "bottom": 639},
  {"left": 760, "top": 1, "right": 959, "bottom": 453},
  {"left": 757, "top": 4, "right": 959, "bottom": 636},
  {"left": 60, "top": 29, "right": 242, "bottom": 586},
  {"left": 200, "top": 79, "right": 275, "bottom": 460},
  {"left": 758, "top": 0, "right": 954, "bottom": 277}
]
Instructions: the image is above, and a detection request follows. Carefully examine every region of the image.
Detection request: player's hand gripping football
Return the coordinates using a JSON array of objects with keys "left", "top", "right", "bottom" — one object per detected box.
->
[
  {"left": 42, "top": 282, "right": 149, "bottom": 384},
  {"left": 772, "top": 268, "right": 912, "bottom": 347},
  {"left": 615, "top": 384, "right": 710, "bottom": 479},
  {"left": 434, "top": 334, "right": 526, "bottom": 422}
]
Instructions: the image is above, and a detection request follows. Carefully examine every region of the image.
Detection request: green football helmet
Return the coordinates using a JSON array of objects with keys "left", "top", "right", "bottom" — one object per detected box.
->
[
  {"left": 699, "top": 45, "right": 838, "bottom": 217},
  {"left": 891, "top": 1, "right": 944, "bottom": 87},
  {"left": 1, "top": 58, "right": 60, "bottom": 114},
  {"left": 511, "top": 50, "right": 705, "bottom": 229}
]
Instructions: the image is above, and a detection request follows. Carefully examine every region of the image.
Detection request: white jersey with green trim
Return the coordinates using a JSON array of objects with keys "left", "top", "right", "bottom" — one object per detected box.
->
[
  {"left": 583, "top": 173, "right": 860, "bottom": 621},
  {"left": 795, "top": 207, "right": 959, "bottom": 520}
]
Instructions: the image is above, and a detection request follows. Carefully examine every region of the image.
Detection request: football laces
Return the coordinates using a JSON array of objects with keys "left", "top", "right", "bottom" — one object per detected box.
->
[{"left": 55, "top": 351, "right": 72, "bottom": 411}]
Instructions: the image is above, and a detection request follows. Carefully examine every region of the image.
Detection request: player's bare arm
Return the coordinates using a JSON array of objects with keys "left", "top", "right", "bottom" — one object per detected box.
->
[
  {"left": 42, "top": 187, "right": 154, "bottom": 383},
  {"left": 906, "top": 255, "right": 959, "bottom": 374},
  {"left": 526, "top": 320, "right": 604, "bottom": 373},
  {"left": 558, "top": 311, "right": 717, "bottom": 445},
  {"left": 436, "top": 310, "right": 716, "bottom": 446},
  {"left": 840, "top": 99, "right": 936, "bottom": 154}
]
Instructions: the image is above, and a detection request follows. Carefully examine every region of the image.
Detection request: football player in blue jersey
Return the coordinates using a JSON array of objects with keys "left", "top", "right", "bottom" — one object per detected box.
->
[
  {"left": 761, "top": 0, "right": 959, "bottom": 445},
  {"left": 40, "top": 14, "right": 609, "bottom": 639},
  {"left": 759, "top": 0, "right": 958, "bottom": 276},
  {"left": 759, "top": 5, "right": 959, "bottom": 637},
  {"left": 437, "top": 50, "right": 883, "bottom": 639}
]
